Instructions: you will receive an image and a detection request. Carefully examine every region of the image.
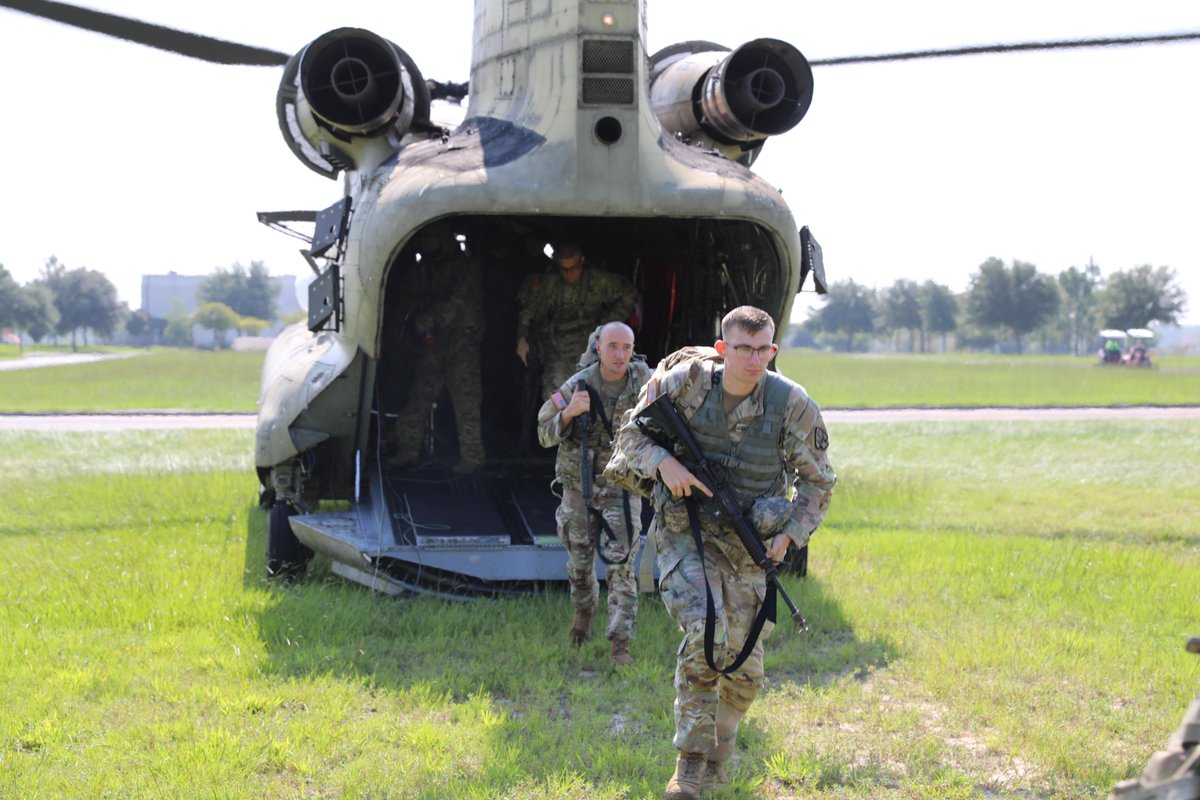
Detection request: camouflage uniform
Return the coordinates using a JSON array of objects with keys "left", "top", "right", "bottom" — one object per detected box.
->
[
  {"left": 614, "top": 356, "right": 835, "bottom": 762},
  {"left": 392, "top": 251, "right": 486, "bottom": 465},
  {"left": 537, "top": 359, "right": 653, "bottom": 643},
  {"left": 518, "top": 266, "right": 637, "bottom": 398}
]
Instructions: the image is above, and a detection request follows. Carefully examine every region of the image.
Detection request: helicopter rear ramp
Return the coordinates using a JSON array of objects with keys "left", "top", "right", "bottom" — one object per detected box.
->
[{"left": 289, "top": 466, "right": 573, "bottom": 596}]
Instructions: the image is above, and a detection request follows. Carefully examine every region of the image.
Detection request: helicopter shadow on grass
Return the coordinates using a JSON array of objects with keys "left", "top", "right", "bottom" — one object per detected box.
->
[{"left": 242, "top": 505, "right": 895, "bottom": 795}]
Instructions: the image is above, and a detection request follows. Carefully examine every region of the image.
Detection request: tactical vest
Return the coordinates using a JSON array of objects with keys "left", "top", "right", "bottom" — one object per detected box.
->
[
  {"left": 557, "top": 360, "right": 652, "bottom": 488},
  {"left": 684, "top": 368, "right": 789, "bottom": 508}
]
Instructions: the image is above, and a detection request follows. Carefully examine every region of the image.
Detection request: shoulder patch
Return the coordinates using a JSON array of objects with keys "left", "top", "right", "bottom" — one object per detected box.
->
[
  {"left": 551, "top": 391, "right": 567, "bottom": 410},
  {"left": 646, "top": 379, "right": 658, "bottom": 402},
  {"left": 813, "top": 426, "right": 829, "bottom": 451}
]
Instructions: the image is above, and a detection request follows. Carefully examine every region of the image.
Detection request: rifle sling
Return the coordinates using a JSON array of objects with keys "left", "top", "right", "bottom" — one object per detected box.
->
[
  {"left": 577, "top": 386, "right": 633, "bottom": 565},
  {"left": 685, "top": 496, "right": 776, "bottom": 675}
]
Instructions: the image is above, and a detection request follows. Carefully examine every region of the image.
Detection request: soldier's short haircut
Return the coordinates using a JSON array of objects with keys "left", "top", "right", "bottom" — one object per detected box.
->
[
  {"left": 721, "top": 305, "right": 775, "bottom": 339},
  {"left": 552, "top": 242, "right": 583, "bottom": 262},
  {"left": 598, "top": 321, "right": 634, "bottom": 342}
]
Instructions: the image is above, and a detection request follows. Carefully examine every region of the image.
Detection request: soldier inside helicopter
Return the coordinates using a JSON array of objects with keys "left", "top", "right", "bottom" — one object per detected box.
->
[{"left": 372, "top": 215, "right": 794, "bottom": 571}]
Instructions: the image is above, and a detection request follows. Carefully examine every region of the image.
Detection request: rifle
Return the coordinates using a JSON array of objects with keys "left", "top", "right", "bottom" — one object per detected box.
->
[
  {"left": 638, "top": 393, "right": 806, "bottom": 630},
  {"left": 577, "top": 380, "right": 633, "bottom": 565}
]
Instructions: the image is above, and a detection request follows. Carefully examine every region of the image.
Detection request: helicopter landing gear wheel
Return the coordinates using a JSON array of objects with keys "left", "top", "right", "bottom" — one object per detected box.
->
[{"left": 266, "top": 502, "right": 311, "bottom": 581}]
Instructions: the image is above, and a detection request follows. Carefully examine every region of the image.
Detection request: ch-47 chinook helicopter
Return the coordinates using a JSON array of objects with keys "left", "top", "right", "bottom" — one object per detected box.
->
[
  {"left": 2, "top": 0, "right": 825, "bottom": 596},
  {"left": 6, "top": 0, "right": 1196, "bottom": 600},
  {"left": 251, "top": 4, "right": 824, "bottom": 597}
]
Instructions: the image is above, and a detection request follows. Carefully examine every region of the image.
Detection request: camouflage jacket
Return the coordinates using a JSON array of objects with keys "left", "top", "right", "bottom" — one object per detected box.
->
[
  {"left": 612, "top": 355, "right": 836, "bottom": 549},
  {"left": 537, "top": 360, "right": 653, "bottom": 490},
  {"left": 516, "top": 265, "right": 637, "bottom": 348},
  {"left": 394, "top": 253, "right": 484, "bottom": 336}
]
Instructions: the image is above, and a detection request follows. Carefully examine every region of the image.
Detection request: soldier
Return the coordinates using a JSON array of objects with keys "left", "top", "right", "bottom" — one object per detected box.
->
[
  {"left": 536, "top": 321, "right": 652, "bottom": 666},
  {"left": 516, "top": 242, "right": 638, "bottom": 400},
  {"left": 390, "top": 222, "right": 486, "bottom": 474},
  {"left": 612, "top": 305, "right": 836, "bottom": 799}
]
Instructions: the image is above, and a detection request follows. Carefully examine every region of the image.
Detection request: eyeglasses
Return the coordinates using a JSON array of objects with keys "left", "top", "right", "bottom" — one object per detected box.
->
[{"left": 728, "top": 343, "right": 777, "bottom": 359}]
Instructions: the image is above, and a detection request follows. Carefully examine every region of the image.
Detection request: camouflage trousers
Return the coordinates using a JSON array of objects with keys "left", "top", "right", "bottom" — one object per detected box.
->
[
  {"left": 657, "top": 522, "right": 774, "bottom": 760},
  {"left": 393, "top": 336, "right": 484, "bottom": 464},
  {"left": 556, "top": 485, "right": 642, "bottom": 642}
]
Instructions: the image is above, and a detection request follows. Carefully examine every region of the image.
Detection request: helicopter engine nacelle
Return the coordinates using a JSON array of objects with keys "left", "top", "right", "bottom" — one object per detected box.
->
[
  {"left": 649, "top": 39, "right": 813, "bottom": 165},
  {"left": 276, "top": 28, "right": 431, "bottom": 178}
]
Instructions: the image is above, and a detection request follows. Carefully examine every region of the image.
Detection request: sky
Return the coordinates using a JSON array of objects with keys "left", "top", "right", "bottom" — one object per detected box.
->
[{"left": 0, "top": 0, "right": 1197, "bottom": 325}]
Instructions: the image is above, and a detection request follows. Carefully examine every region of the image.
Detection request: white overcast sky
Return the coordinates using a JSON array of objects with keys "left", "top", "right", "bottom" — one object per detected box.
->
[{"left": 1, "top": 0, "right": 1197, "bottom": 324}]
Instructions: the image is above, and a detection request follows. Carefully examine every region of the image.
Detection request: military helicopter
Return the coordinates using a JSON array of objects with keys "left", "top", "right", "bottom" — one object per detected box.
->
[
  {"left": 3, "top": 0, "right": 832, "bottom": 596},
  {"left": 250, "top": 7, "right": 825, "bottom": 596},
  {"left": 4, "top": 1, "right": 1197, "bottom": 600}
]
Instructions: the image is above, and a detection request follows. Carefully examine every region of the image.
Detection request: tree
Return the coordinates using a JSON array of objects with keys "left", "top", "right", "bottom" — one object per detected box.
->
[
  {"left": 192, "top": 302, "right": 239, "bottom": 348},
  {"left": 198, "top": 261, "right": 278, "bottom": 322},
  {"left": 163, "top": 299, "right": 193, "bottom": 347},
  {"left": 966, "top": 258, "right": 1059, "bottom": 353},
  {"left": 920, "top": 281, "right": 958, "bottom": 352},
  {"left": 879, "top": 279, "right": 923, "bottom": 351},
  {"left": 236, "top": 315, "right": 271, "bottom": 337},
  {"left": 42, "top": 263, "right": 122, "bottom": 351},
  {"left": 1058, "top": 261, "right": 1102, "bottom": 356},
  {"left": 0, "top": 265, "right": 19, "bottom": 331},
  {"left": 806, "top": 279, "right": 876, "bottom": 352},
  {"left": 15, "top": 283, "right": 59, "bottom": 345},
  {"left": 125, "top": 310, "right": 151, "bottom": 347},
  {"left": 1098, "top": 265, "right": 1187, "bottom": 330}
]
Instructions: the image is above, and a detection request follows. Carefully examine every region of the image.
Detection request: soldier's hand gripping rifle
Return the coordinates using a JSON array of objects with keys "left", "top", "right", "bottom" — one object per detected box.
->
[{"left": 639, "top": 394, "right": 807, "bottom": 631}]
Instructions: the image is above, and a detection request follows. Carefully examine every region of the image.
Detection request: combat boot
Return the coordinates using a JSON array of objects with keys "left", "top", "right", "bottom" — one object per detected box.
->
[
  {"left": 610, "top": 638, "right": 633, "bottom": 666},
  {"left": 702, "top": 759, "right": 729, "bottom": 792},
  {"left": 568, "top": 608, "right": 593, "bottom": 645},
  {"left": 664, "top": 751, "right": 706, "bottom": 800}
]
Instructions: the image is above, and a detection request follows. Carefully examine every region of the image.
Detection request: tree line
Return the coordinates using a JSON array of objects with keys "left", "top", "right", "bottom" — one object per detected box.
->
[
  {"left": 802, "top": 259, "right": 1188, "bottom": 354},
  {"left": 0, "top": 259, "right": 291, "bottom": 351}
]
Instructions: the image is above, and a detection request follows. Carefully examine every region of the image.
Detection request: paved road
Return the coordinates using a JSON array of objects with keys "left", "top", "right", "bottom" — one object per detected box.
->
[
  {"left": 0, "top": 352, "right": 146, "bottom": 371},
  {"left": 0, "top": 413, "right": 258, "bottom": 430},
  {"left": 2, "top": 407, "right": 1198, "bottom": 431}
]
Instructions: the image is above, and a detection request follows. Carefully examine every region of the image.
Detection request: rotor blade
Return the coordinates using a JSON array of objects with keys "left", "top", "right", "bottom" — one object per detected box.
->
[
  {"left": 0, "top": 0, "right": 289, "bottom": 66},
  {"left": 812, "top": 31, "right": 1200, "bottom": 67}
]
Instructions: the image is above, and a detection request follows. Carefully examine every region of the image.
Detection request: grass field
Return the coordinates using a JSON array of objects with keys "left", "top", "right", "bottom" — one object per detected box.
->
[
  {"left": 0, "top": 348, "right": 264, "bottom": 412},
  {"left": 2, "top": 421, "right": 1197, "bottom": 799},
  {"left": 1, "top": 348, "right": 1197, "bottom": 413},
  {"left": 775, "top": 350, "right": 1200, "bottom": 408}
]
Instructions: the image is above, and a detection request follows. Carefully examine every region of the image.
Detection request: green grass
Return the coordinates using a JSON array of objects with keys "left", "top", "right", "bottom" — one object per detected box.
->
[
  {"left": 0, "top": 348, "right": 264, "bottom": 412},
  {"left": 3, "top": 348, "right": 1196, "bottom": 413},
  {"left": 776, "top": 350, "right": 1200, "bottom": 408},
  {"left": 3, "top": 422, "right": 1197, "bottom": 799}
]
